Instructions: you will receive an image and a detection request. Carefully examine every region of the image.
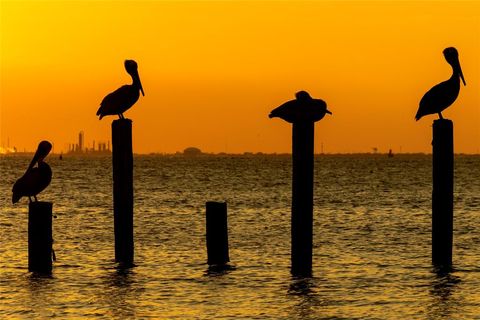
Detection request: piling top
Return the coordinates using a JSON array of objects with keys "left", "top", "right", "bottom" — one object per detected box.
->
[
  {"left": 28, "top": 201, "right": 53, "bottom": 210},
  {"left": 112, "top": 118, "right": 132, "bottom": 126},
  {"left": 269, "top": 91, "right": 332, "bottom": 124},
  {"left": 433, "top": 118, "right": 453, "bottom": 127},
  {"left": 206, "top": 201, "right": 227, "bottom": 210}
]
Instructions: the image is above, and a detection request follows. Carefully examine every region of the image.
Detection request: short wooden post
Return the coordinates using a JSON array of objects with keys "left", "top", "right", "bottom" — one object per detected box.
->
[
  {"left": 112, "top": 118, "right": 134, "bottom": 266},
  {"left": 432, "top": 119, "right": 454, "bottom": 267},
  {"left": 28, "top": 202, "right": 53, "bottom": 273},
  {"left": 291, "top": 122, "right": 314, "bottom": 277},
  {"left": 206, "top": 201, "right": 229, "bottom": 265}
]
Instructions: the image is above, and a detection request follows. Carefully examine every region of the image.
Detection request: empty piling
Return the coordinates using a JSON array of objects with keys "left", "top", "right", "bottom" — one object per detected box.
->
[{"left": 206, "top": 201, "right": 229, "bottom": 265}]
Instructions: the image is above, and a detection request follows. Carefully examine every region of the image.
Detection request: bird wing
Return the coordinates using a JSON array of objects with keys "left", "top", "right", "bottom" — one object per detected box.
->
[
  {"left": 417, "top": 81, "right": 457, "bottom": 120},
  {"left": 12, "top": 170, "right": 38, "bottom": 197},
  {"left": 97, "top": 85, "right": 132, "bottom": 116},
  {"left": 12, "top": 166, "right": 51, "bottom": 198},
  {"left": 269, "top": 100, "right": 298, "bottom": 123}
]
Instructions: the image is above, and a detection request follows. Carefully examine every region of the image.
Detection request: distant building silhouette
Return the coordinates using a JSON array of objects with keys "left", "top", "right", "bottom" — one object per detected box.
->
[
  {"left": 184, "top": 147, "right": 202, "bottom": 156},
  {"left": 67, "top": 131, "right": 111, "bottom": 155}
]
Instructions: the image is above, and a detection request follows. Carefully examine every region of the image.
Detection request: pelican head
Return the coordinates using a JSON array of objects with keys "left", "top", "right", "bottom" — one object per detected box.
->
[
  {"left": 28, "top": 141, "right": 52, "bottom": 171},
  {"left": 295, "top": 91, "right": 312, "bottom": 101},
  {"left": 443, "top": 47, "right": 466, "bottom": 86},
  {"left": 125, "top": 59, "right": 145, "bottom": 96}
]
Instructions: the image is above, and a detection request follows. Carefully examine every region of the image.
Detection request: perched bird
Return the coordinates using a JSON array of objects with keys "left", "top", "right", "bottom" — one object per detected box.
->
[
  {"left": 12, "top": 141, "right": 52, "bottom": 204},
  {"left": 416, "top": 47, "right": 466, "bottom": 121},
  {"left": 269, "top": 91, "right": 332, "bottom": 123},
  {"left": 97, "top": 60, "right": 144, "bottom": 120}
]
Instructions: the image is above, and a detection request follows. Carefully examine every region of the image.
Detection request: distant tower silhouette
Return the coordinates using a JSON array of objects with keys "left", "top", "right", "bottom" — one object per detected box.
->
[
  {"left": 78, "top": 131, "right": 84, "bottom": 152},
  {"left": 416, "top": 47, "right": 466, "bottom": 121}
]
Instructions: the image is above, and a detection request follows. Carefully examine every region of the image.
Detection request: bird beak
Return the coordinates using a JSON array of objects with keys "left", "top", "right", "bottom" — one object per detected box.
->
[
  {"left": 27, "top": 146, "right": 43, "bottom": 171},
  {"left": 137, "top": 72, "right": 145, "bottom": 96},
  {"left": 326, "top": 109, "right": 332, "bottom": 115},
  {"left": 455, "top": 59, "right": 466, "bottom": 86},
  {"left": 139, "top": 80, "right": 145, "bottom": 96},
  {"left": 28, "top": 141, "right": 52, "bottom": 170},
  {"left": 459, "top": 64, "right": 466, "bottom": 86}
]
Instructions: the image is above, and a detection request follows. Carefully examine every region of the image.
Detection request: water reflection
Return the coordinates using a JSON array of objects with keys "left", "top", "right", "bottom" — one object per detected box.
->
[
  {"left": 99, "top": 268, "right": 142, "bottom": 319},
  {"left": 204, "top": 264, "right": 236, "bottom": 276},
  {"left": 27, "top": 273, "right": 56, "bottom": 317},
  {"left": 288, "top": 277, "right": 322, "bottom": 319},
  {"left": 427, "top": 268, "right": 462, "bottom": 319}
]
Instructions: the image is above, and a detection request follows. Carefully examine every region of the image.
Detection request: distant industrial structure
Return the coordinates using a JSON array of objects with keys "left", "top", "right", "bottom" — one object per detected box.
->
[{"left": 67, "top": 131, "right": 111, "bottom": 155}]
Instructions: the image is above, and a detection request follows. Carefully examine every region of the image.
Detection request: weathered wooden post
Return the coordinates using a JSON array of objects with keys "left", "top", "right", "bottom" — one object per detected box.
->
[
  {"left": 206, "top": 201, "right": 229, "bottom": 265},
  {"left": 291, "top": 122, "right": 314, "bottom": 276},
  {"left": 112, "top": 118, "right": 134, "bottom": 266},
  {"left": 432, "top": 119, "right": 454, "bottom": 267},
  {"left": 28, "top": 202, "right": 53, "bottom": 273},
  {"left": 269, "top": 91, "right": 332, "bottom": 277}
]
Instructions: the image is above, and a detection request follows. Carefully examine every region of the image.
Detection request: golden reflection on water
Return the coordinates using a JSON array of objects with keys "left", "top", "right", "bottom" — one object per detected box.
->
[
  {"left": 1, "top": 155, "right": 479, "bottom": 318},
  {"left": 99, "top": 269, "right": 140, "bottom": 319},
  {"left": 427, "top": 270, "right": 461, "bottom": 320}
]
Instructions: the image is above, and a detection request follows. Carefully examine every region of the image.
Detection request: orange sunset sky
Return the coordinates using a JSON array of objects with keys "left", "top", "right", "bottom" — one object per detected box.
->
[{"left": 1, "top": 1, "right": 479, "bottom": 154}]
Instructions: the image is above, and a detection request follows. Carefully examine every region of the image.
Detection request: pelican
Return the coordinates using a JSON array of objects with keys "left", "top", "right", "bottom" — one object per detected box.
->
[
  {"left": 97, "top": 60, "right": 144, "bottom": 120},
  {"left": 269, "top": 91, "right": 332, "bottom": 123},
  {"left": 12, "top": 141, "right": 52, "bottom": 204},
  {"left": 416, "top": 47, "right": 466, "bottom": 121}
]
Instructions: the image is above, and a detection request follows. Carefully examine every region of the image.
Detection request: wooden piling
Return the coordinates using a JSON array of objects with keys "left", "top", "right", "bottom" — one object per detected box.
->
[
  {"left": 291, "top": 122, "right": 314, "bottom": 276},
  {"left": 432, "top": 119, "right": 454, "bottom": 267},
  {"left": 112, "top": 118, "right": 134, "bottom": 266},
  {"left": 28, "top": 202, "right": 53, "bottom": 273},
  {"left": 206, "top": 201, "right": 229, "bottom": 265}
]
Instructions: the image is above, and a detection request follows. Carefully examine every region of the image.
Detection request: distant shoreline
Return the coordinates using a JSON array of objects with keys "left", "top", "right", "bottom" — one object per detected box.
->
[{"left": 2, "top": 152, "right": 480, "bottom": 157}]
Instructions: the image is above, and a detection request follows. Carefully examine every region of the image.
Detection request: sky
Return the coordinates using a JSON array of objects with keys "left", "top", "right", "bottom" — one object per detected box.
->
[{"left": 1, "top": 0, "right": 479, "bottom": 154}]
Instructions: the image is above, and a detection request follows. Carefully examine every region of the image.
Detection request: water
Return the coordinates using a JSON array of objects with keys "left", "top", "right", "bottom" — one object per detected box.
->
[{"left": 1, "top": 154, "right": 479, "bottom": 319}]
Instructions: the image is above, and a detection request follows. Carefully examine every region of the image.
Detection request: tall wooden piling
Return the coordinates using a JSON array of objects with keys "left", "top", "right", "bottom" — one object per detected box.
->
[
  {"left": 112, "top": 118, "right": 134, "bottom": 266},
  {"left": 206, "top": 201, "right": 229, "bottom": 265},
  {"left": 28, "top": 202, "right": 53, "bottom": 273},
  {"left": 291, "top": 122, "right": 314, "bottom": 276},
  {"left": 432, "top": 119, "right": 454, "bottom": 267}
]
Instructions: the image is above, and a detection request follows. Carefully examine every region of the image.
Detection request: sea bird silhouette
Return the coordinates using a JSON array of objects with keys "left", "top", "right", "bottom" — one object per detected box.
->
[
  {"left": 416, "top": 47, "right": 466, "bottom": 121},
  {"left": 97, "top": 60, "right": 144, "bottom": 120},
  {"left": 12, "top": 141, "right": 52, "bottom": 204},
  {"left": 269, "top": 91, "right": 332, "bottom": 123}
]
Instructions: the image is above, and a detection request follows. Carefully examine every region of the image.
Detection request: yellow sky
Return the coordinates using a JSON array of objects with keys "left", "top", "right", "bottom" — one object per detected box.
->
[{"left": 1, "top": 1, "right": 479, "bottom": 154}]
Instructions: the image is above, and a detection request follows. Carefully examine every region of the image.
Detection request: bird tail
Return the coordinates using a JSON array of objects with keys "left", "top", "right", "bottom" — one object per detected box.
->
[
  {"left": 96, "top": 106, "right": 103, "bottom": 119},
  {"left": 12, "top": 193, "right": 21, "bottom": 204},
  {"left": 268, "top": 110, "right": 278, "bottom": 119}
]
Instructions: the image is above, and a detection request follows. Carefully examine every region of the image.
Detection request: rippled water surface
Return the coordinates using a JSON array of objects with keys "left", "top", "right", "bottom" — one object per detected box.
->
[{"left": 1, "top": 154, "right": 479, "bottom": 319}]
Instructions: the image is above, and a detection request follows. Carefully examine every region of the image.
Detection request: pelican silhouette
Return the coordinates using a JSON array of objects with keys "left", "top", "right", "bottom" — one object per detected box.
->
[
  {"left": 97, "top": 60, "right": 144, "bottom": 120},
  {"left": 12, "top": 141, "right": 52, "bottom": 204},
  {"left": 269, "top": 91, "right": 332, "bottom": 123},
  {"left": 416, "top": 47, "right": 466, "bottom": 121}
]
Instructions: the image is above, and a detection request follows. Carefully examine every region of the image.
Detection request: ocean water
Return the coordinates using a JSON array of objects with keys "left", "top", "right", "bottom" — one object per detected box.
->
[{"left": 0, "top": 154, "right": 479, "bottom": 319}]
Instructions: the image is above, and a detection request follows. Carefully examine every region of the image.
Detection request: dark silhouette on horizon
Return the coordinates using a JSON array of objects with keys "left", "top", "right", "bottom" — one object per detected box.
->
[
  {"left": 97, "top": 60, "right": 144, "bottom": 120},
  {"left": 12, "top": 141, "right": 52, "bottom": 203},
  {"left": 416, "top": 47, "right": 466, "bottom": 121},
  {"left": 269, "top": 91, "right": 332, "bottom": 123}
]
